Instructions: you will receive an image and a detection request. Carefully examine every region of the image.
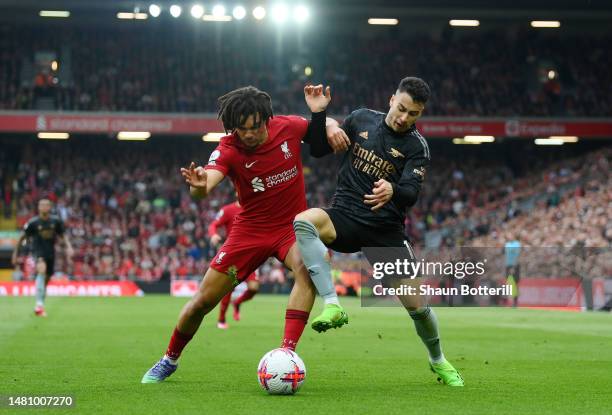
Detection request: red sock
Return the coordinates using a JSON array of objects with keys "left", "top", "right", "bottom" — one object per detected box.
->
[
  {"left": 219, "top": 292, "right": 232, "bottom": 323},
  {"left": 165, "top": 327, "right": 194, "bottom": 360},
  {"left": 281, "top": 309, "right": 309, "bottom": 351},
  {"left": 234, "top": 289, "right": 256, "bottom": 307}
]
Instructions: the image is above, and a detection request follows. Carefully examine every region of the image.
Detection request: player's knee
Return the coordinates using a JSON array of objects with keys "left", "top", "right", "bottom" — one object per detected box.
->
[
  {"left": 35, "top": 260, "right": 47, "bottom": 275},
  {"left": 295, "top": 208, "right": 325, "bottom": 228},
  {"left": 294, "top": 209, "right": 313, "bottom": 223}
]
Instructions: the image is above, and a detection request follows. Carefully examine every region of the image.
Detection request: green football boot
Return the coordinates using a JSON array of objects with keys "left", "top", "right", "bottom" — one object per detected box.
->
[
  {"left": 311, "top": 304, "right": 349, "bottom": 333},
  {"left": 430, "top": 359, "right": 464, "bottom": 386}
]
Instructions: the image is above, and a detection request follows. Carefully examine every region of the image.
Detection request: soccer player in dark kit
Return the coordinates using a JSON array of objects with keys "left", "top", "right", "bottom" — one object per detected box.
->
[
  {"left": 12, "top": 198, "right": 73, "bottom": 317},
  {"left": 294, "top": 77, "right": 464, "bottom": 386},
  {"left": 141, "top": 84, "right": 345, "bottom": 383}
]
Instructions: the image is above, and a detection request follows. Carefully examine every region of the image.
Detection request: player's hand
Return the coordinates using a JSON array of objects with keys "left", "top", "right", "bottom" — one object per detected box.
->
[
  {"left": 364, "top": 179, "right": 393, "bottom": 211},
  {"left": 180, "top": 162, "right": 208, "bottom": 189},
  {"left": 304, "top": 84, "right": 331, "bottom": 113},
  {"left": 210, "top": 233, "right": 222, "bottom": 247},
  {"left": 326, "top": 125, "right": 350, "bottom": 153}
]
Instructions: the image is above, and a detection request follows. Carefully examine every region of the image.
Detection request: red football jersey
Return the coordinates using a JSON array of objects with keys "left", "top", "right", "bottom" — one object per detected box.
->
[
  {"left": 205, "top": 116, "right": 309, "bottom": 228},
  {"left": 207, "top": 201, "right": 242, "bottom": 237}
]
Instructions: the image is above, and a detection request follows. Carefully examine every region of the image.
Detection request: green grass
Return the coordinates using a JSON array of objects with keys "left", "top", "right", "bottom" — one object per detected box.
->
[{"left": 1, "top": 295, "right": 611, "bottom": 414}]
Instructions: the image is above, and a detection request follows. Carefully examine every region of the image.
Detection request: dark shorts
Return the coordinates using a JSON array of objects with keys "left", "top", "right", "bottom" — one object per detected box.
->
[
  {"left": 323, "top": 207, "right": 413, "bottom": 255},
  {"left": 35, "top": 256, "right": 55, "bottom": 278}
]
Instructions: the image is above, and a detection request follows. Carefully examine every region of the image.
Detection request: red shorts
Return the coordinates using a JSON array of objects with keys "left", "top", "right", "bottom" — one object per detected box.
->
[
  {"left": 245, "top": 270, "right": 259, "bottom": 282},
  {"left": 211, "top": 224, "right": 295, "bottom": 284}
]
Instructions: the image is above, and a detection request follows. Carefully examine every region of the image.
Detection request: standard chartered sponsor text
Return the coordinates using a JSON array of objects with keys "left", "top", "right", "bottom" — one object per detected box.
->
[{"left": 265, "top": 166, "right": 298, "bottom": 187}]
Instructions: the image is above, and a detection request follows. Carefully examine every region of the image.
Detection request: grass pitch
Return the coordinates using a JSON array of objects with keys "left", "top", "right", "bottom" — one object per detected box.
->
[{"left": 1, "top": 295, "right": 611, "bottom": 414}]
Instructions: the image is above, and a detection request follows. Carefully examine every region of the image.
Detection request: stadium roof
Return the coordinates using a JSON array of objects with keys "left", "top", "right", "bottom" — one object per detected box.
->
[
  {"left": 1, "top": 0, "right": 611, "bottom": 13},
  {"left": 1, "top": 0, "right": 610, "bottom": 26}
]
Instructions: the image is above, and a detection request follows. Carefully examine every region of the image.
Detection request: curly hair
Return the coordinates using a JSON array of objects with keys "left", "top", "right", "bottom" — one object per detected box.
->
[{"left": 217, "top": 86, "right": 273, "bottom": 132}]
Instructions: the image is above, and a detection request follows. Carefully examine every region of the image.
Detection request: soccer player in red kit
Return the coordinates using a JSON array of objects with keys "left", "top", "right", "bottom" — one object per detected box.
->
[
  {"left": 142, "top": 84, "right": 348, "bottom": 383},
  {"left": 207, "top": 200, "right": 259, "bottom": 329}
]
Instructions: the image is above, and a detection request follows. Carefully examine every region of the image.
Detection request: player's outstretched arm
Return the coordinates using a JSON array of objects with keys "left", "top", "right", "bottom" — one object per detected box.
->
[
  {"left": 61, "top": 234, "right": 74, "bottom": 260},
  {"left": 180, "top": 162, "right": 225, "bottom": 200},
  {"left": 303, "top": 84, "right": 349, "bottom": 156},
  {"left": 304, "top": 84, "right": 330, "bottom": 113},
  {"left": 11, "top": 233, "right": 26, "bottom": 266},
  {"left": 326, "top": 118, "right": 350, "bottom": 153}
]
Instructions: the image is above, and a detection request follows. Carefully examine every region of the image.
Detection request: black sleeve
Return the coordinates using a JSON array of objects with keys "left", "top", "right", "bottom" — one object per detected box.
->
[
  {"left": 24, "top": 219, "right": 35, "bottom": 237},
  {"left": 340, "top": 110, "right": 357, "bottom": 141},
  {"left": 391, "top": 149, "right": 429, "bottom": 208},
  {"left": 303, "top": 110, "right": 333, "bottom": 158}
]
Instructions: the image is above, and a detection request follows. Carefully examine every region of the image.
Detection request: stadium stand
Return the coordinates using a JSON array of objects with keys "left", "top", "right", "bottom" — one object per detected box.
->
[
  {"left": 0, "top": 24, "right": 610, "bottom": 116},
  {"left": 2, "top": 137, "right": 609, "bottom": 281}
]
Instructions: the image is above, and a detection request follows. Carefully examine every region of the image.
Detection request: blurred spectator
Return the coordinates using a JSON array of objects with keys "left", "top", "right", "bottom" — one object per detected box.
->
[{"left": 0, "top": 24, "right": 610, "bottom": 116}]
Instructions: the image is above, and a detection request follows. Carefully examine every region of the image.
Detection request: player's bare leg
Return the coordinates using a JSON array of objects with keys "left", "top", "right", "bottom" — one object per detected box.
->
[
  {"left": 142, "top": 267, "right": 234, "bottom": 383},
  {"left": 294, "top": 208, "right": 348, "bottom": 332},
  {"left": 34, "top": 258, "right": 48, "bottom": 317},
  {"left": 285, "top": 243, "right": 316, "bottom": 312},
  {"left": 279, "top": 243, "right": 317, "bottom": 350}
]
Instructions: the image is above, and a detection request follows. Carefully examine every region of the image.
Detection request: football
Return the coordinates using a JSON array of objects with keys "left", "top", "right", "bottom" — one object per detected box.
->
[{"left": 257, "top": 348, "right": 306, "bottom": 395}]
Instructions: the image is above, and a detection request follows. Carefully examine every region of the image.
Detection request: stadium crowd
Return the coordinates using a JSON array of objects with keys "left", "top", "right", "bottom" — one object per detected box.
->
[
  {"left": 2, "top": 138, "right": 609, "bottom": 282},
  {"left": 0, "top": 24, "right": 610, "bottom": 116}
]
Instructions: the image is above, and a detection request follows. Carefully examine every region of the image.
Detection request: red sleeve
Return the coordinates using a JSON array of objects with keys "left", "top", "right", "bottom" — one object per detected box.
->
[
  {"left": 285, "top": 115, "right": 309, "bottom": 142},
  {"left": 207, "top": 208, "right": 228, "bottom": 237},
  {"left": 204, "top": 141, "right": 233, "bottom": 176}
]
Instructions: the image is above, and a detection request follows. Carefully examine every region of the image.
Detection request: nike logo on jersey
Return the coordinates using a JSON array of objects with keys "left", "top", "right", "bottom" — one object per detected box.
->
[
  {"left": 245, "top": 161, "right": 258, "bottom": 168},
  {"left": 388, "top": 148, "right": 405, "bottom": 158},
  {"left": 359, "top": 131, "right": 368, "bottom": 139}
]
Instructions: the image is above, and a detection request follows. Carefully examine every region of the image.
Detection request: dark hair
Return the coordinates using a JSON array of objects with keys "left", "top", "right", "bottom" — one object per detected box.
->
[
  {"left": 397, "top": 77, "right": 430, "bottom": 104},
  {"left": 217, "top": 86, "right": 273, "bottom": 132}
]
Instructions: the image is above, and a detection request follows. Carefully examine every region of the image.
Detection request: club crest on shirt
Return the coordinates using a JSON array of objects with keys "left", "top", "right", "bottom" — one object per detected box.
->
[
  {"left": 359, "top": 131, "right": 368, "bottom": 139},
  {"left": 281, "top": 141, "right": 292, "bottom": 159},
  {"left": 388, "top": 148, "right": 405, "bottom": 158}
]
